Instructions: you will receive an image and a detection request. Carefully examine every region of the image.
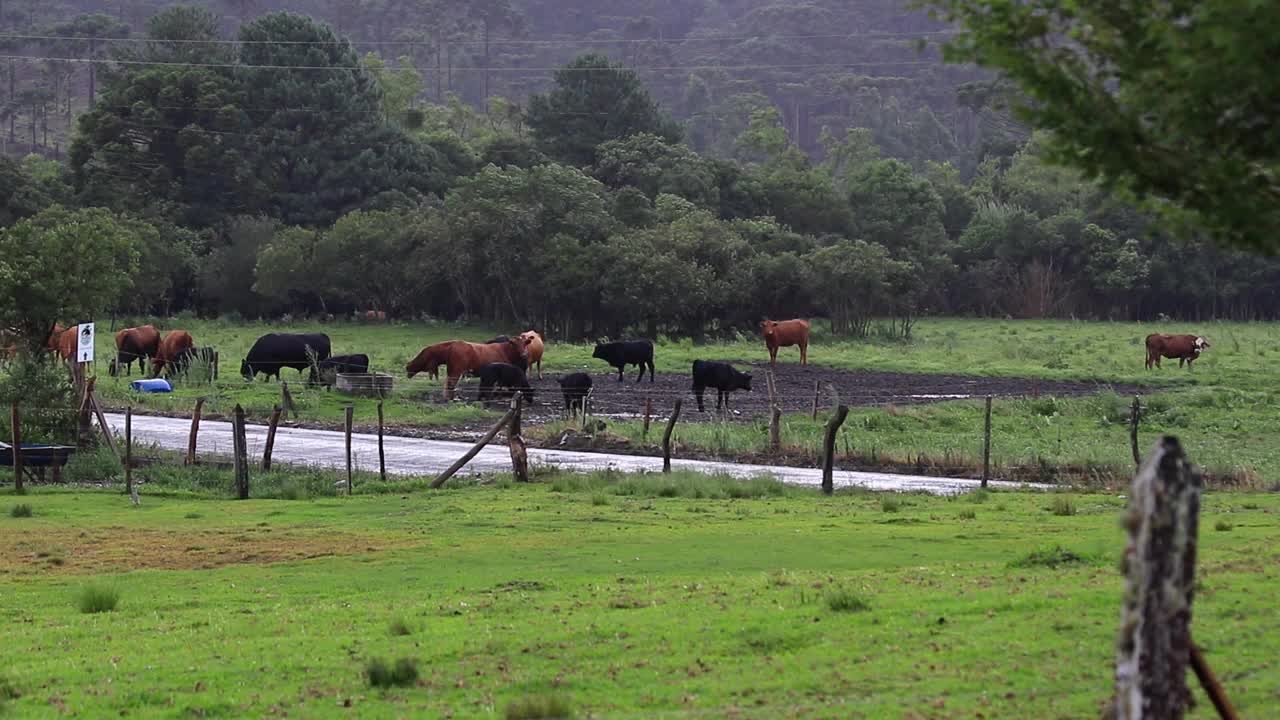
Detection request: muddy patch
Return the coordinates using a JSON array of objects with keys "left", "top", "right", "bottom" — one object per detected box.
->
[{"left": 0, "top": 527, "right": 407, "bottom": 575}]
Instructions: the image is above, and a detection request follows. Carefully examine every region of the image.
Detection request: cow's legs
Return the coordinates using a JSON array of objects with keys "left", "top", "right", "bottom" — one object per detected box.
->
[
  {"left": 800, "top": 342, "right": 808, "bottom": 365},
  {"left": 635, "top": 363, "right": 645, "bottom": 383},
  {"left": 616, "top": 366, "right": 624, "bottom": 382},
  {"left": 646, "top": 360, "right": 655, "bottom": 383},
  {"left": 536, "top": 360, "right": 542, "bottom": 380},
  {"left": 694, "top": 386, "right": 705, "bottom": 412}
]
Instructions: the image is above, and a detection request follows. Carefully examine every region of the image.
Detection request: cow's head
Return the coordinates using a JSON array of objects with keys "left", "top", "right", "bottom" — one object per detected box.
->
[
  {"left": 740, "top": 373, "right": 753, "bottom": 392},
  {"left": 760, "top": 320, "right": 777, "bottom": 339},
  {"left": 240, "top": 359, "right": 254, "bottom": 380},
  {"left": 1194, "top": 336, "right": 1210, "bottom": 351},
  {"left": 592, "top": 343, "right": 607, "bottom": 360}
]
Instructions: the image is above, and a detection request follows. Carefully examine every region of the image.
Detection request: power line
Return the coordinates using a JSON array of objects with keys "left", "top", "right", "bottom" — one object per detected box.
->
[{"left": 0, "top": 29, "right": 961, "bottom": 48}]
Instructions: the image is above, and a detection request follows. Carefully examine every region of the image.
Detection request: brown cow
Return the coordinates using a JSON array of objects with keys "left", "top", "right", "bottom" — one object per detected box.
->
[
  {"left": 761, "top": 319, "right": 810, "bottom": 366},
  {"left": 1145, "top": 334, "right": 1209, "bottom": 370},
  {"left": 45, "top": 324, "right": 68, "bottom": 355},
  {"left": 110, "top": 325, "right": 161, "bottom": 377},
  {"left": 519, "top": 330, "right": 545, "bottom": 379},
  {"left": 152, "top": 330, "right": 195, "bottom": 377},
  {"left": 406, "top": 338, "right": 528, "bottom": 400},
  {"left": 52, "top": 326, "right": 78, "bottom": 361},
  {"left": 405, "top": 341, "right": 460, "bottom": 381}
]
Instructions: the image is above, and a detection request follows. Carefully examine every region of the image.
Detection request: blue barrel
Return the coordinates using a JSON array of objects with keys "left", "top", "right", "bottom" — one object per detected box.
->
[{"left": 130, "top": 378, "right": 173, "bottom": 393}]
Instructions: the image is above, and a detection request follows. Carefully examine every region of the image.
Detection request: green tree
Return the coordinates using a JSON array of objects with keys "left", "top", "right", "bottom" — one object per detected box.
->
[
  {"left": 931, "top": 0, "right": 1280, "bottom": 250},
  {"left": 0, "top": 206, "right": 142, "bottom": 352},
  {"left": 807, "top": 239, "right": 905, "bottom": 337},
  {"left": 592, "top": 133, "right": 719, "bottom": 210},
  {"left": 526, "top": 53, "right": 680, "bottom": 167},
  {"left": 0, "top": 154, "right": 50, "bottom": 226}
]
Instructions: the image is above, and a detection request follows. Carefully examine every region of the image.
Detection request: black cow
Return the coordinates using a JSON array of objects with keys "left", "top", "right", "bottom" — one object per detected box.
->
[
  {"left": 475, "top": 363, "right": 535, "bottom": 405},
  {"left": 316, "top": 353, "right": 370, "bottom": 387},
  {"left": 592, "top": 340, "right": 655, "bottom": 383},
  {"left": 691, "top": 360, "right": 752, "bottom": 412},
  {"left": 556, "top": 372, "right": 593, "bottom": 416},
  {"left": 241, "top": 333, "right": 332, "bottom": 384}
]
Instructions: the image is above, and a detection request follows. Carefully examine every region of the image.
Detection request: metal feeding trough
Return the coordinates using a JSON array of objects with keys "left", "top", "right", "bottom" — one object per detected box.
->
[{"left": 334, "top": 372, "right": 394, "bottom": 397}]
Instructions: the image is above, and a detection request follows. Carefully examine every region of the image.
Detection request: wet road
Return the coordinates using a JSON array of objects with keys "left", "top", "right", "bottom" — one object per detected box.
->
[{"left": 105, "top": 414, "right": 1043, "bottom": 495}]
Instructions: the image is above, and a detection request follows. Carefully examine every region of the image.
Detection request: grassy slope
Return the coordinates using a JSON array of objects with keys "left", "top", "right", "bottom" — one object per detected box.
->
[
  {"left": 2, "top": 480, "right": 1278, "bottom": 718},
  {"left": 84, "top": 317, "right": 1280, "bottom": 483}
]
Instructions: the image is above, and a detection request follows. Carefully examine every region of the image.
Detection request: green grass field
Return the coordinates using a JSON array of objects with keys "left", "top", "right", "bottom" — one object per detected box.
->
[
  {"left": 75, "top": 316, "right": 1280, "bottom": 486},
  {"left": 3, "top": 473, "right": 1277, "bottom": 718}
]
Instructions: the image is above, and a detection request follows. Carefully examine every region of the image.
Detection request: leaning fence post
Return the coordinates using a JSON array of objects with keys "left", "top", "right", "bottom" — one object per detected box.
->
[
  {"left": 11, "top": 401, "right": 23, "bottom": 494},
  {"left": 377, "top": 400, "right": 387, "bottom": 483},
  {"left": 344, "top": 404, "right": 354, "bottom": 496},
  {"left": 811, "top": 380, "right": 820, "bottom": 420},
  {"left": 124, "top": 406, "right": 132, "bottom": 495},
  {"left": 662, "top": 399, "right": 683, "bottom": 473},
  {"left": 642, "top": 397, "right": 652, "bottom": 439},
  {"left": 821, "top": 405, "right": 850, "bottom": 495},
  {"left": 89, "top": 389, "right": 118, "bottom": 459},
  {"left": 508, "top": 394, "right": 529, "bottom": 483},
  {"left": 1130, "top": 395, "right": 1141, "bottom": 467},
  {"left": 186, "top": 397, "right": 205, "bottom": 466},
  {"left": 431, "top": 407, "right": 517, "bottom": 489},
  {"left": 281, "top": 381, "right": 297, "bottom": 420},
  {"left": 232, "top": 404, "right": 249, "bottom": 500},
  {"left": 981, "top": 396, "right": 993, "bottom": 488},
  {"left": 1112, "top": 436, "right": 1204, "bottom": 720},
  {"left": 262, "top": 405, "right": 282, "bottom": 471}
]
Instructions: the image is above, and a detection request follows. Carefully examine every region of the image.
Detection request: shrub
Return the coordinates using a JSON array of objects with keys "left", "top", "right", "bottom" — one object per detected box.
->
[
  {"left": 504, "top": 695, "right": 574, "bottom": 720},
  {"left": 76, "top": 584, "right": 120, "bottom": 614},
  {"left": 957, "top": 509, "right": 976, "bottom": 520},
  {"left": 1010, "top": 545, "right": 1088, "bottom": 569},
  {"left": 1214, "top": 520, "right": 1233, "bottom": 532},
  {"left": 1049, "top": 496, "right": 1076, "bottom": 516},
  {"left": 0, "top": 356, "right": 76, "bottom": 444},
  {"left": 365, "top": 657, "right": 418, "bottom": 688},
  {"left": 825, "top": 588, "right": 871, "bottom": 613},
  {"left": 0, "top": 674, "right": 19, "bottom": 701},
  {"left": 880, "top": 496, "right": 902, "bottom": 513},
  {"left": 590, "top": 494, "right": 609, "bottom": 506},
  {"left": 388, "top": 617, "right": 413, "bottom": 637},
  {"left": 10, "top": 504, "right": 32, "bottom": 518},
  {"left": 63, "top": 447, "right": 122, "bottom": 485}
]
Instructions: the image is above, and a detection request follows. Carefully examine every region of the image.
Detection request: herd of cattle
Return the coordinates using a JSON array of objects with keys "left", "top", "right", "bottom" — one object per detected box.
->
[{"left": 27, "top": 321, "right": 1212, "bottom": 411}]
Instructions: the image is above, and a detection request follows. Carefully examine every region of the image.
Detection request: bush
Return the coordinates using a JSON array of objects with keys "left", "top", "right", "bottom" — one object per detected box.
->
[
  {"left": 1010, "top": 545, "right": 1088, "bottom": 569},
  {"left": 0, "top": 356, "right": 77, "bottom": 443},
  {"left": 76, "top": 584, "right": 120, "bottom": 614},
  {"left": 63, "top": 447, "right": 122, "bottom": 485},
  {"left": 388, "top": 617, "right": 413, "bottom": 636},
  {"left": 0, "top": 674, "right": 19, "bottom": 701},
  {"left": 504, "top": 695, "right": 574, "bottom": 720},
  {"left": 1049, "top": 496, "right": 1076, "bottom": 516},
  {"left": 365, "top": 657, "right": 418, "bottom": 688},
  {"left": 10, "top": 504, "right": 32, "bottom": 518},
  {"left": 1214, "top": 520, "right": 1233, "bottom": 532},
  {"left": 825, "top": 588, "right": 871, "bottom": 613},
  {"left": 880, "top": 496, "right": 902, "bottom": 513},
  {"left": 957, "top": 509, "right": 976, "bottom": 520}
]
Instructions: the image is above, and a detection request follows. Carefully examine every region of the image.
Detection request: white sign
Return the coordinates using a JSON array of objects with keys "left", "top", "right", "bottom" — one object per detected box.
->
[{"left": 76, "top": 322, "right": 95, "bottom": 363}]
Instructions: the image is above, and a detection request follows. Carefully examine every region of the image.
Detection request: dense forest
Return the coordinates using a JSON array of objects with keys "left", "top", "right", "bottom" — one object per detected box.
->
[{"left": 2, "top": 2, "right": 1278, "bottom": 343}]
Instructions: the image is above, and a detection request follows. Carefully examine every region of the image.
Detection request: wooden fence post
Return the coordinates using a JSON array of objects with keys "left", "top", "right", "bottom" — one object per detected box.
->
[
  {"left": 11, "top": 402, "right": 23, "bottom": 494},
  {"left": 508, "top": 394, "right": 529, "bottom": 483},
  {"left": 89, "top": 389, "right": 118, "bottom": 459},
  {"left": 377, "top": 400, "right": 387, "bottom": 483},
  {"left": 262, "top": 405, "right": 282, "bottom": 471},
  {"left": 811, "top": 380, "right": 820, "bottom": 420},
  {"left": 766, "top": 370, "right": 780, "bottom": 452},
  {"left": 1130, "top": 395, "right": 1141, "bottom": 467},
  {"left": 1112, "top": 435, "right": 1204, "bottom": 720},
  {"left": 76, "top": 374, "right": 94, "bottom": 449},
  {"left": 344, "top": 404, "right": 354, "bottom": 496},
  {"left": 642, "top": 397, "right": 652, "bottom": 439},
  {"left": 124, "top": 406, "right": 132, "bottom": 495},
  {"left": 281, "top": 381, "right": 297, "bottom": 420},
  {"left": 821, "top": 405, "right": 850, "bottom": 495},
  {"left": 582, "top": 389, "right": 593, "bottom": 430},
  {"left": 232, "top": 404, "right": 249, "bottom": 500},
  {"left": 662, "top": 399, "right": 683, "bottom": 473},
  {"left": 981, "top": 396, "right": 993, "bottom": 488},
  {"left": 185, "top": 397, "right": 205, "bottom": 466},
  {"left": 211, "top": 350, "right": 219, "bottom": 382},
  {"left": 431, "top": 407, "right": 517, "bottom": 489}
]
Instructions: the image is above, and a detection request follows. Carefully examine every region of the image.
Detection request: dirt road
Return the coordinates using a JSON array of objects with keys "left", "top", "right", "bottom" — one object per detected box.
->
[{"left": 106, "top": 413, "right": 1042, "bottom": 495}]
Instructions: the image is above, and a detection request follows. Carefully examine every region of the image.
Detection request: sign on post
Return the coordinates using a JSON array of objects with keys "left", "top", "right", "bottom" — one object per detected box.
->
[{"left": 76, "top": 323, "right": 95, "bottom": 363}]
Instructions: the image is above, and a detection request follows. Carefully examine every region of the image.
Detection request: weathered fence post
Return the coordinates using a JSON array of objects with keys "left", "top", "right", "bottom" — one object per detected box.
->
[
  {"left": 211, "top": 350, "right": 219, "bottom": 381},
  {"left": 232, "top": 404, "right": 249, "bottom": 500},
  {"left": 662, "top": 399, "right": 683, "bottom": 473},
  {"left": 508, "top": 394, "right": 529, "bottom": 483},
  {"left": 1113, "top": 435, "right": 1203, "bottom": 720},
  {"left": 811, "top": 380, "right": 820, "bottom": 420},
  {"left": 262, "top": 405, "right": 282, "bottom": 471},
  {"left": 430, "top": 407, "right": 517, "bottom": 489},
  {"left": 281, "top": 381, "right": 297, "bottom": 420},
  {"left": 185, "top": 397, "right": 205, "bottom": 466},
  {"left": 1130, "top": 395, "right": 1141, "bottom": 467},
  {"left": 981, "top": 396, "right": 993, "bottom": 488},
  {"left": 89, "top": 388, "right": 118, "bottom": 459},
  {"left": 642, "top": 397, "right": 652, "bottom": 439},
  {"left": 344, "top": 404, "right": 354, "bottom": 496},
  {"left": 76, "top": 374, "right": 94, "bottom": 448},
  {"left": 821, "top": 405, "right": 850, "bottom": 495},
  {"left": 124, "top": 406, "right": 132, "bottom": 495},
  {"left": 11, "top": 402, "right": 23, "bottom": 494},
  {"left": 582, "top": 389, "right": 593, "bottom": 430},
  {"left": 377, "top": 400, "right": 387, "bottom": 483},
  {"left": 766, "top": 370, "right": 780, "bottom": 452}
]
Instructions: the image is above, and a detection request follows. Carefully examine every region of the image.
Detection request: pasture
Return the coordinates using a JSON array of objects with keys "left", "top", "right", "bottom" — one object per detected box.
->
[
  {"left": 73, "top": 316, "right": 1280, "bottom": 486},
  {"left": 2, "top": 474, "right": 1278, "bottom": 718}
]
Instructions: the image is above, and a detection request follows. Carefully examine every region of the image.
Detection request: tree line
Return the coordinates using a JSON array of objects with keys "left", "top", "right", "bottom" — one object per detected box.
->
[{"left": 3, "top": 6, "right": 1279, "bottom": 353}]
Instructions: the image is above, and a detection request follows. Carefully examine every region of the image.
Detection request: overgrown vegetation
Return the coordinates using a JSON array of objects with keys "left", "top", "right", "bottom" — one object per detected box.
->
[
  {"left": 504, "top": 694, "right": 575, "bottom": 720},
  {"left": 75, "top": 583, "right": 120, "bottom": 614},
  {"left": 1009, "top": 545, "right": 1091, "bottom": 569},
  {"left": 825, "top": 588, "right": 872, "bottom": 613},
  {"left": 9, "top": 504, "right": 32, "bottom": 518},
  {"left": 364, "top": 657, "right": 419, "bottom": 689}
]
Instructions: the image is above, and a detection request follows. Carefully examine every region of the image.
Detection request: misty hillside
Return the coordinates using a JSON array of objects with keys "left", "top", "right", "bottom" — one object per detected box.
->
[{"left": 0, "top": 0, "right": 1009, "bottom": 171}]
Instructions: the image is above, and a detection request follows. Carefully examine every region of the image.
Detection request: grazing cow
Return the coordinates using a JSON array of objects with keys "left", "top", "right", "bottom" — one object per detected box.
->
[
  {"left": 152, "top": 331, "right": 195, "bottom": 378},
  {"left": 317, "top": 353, "right": 371, "bottom": 387},
  {"left": 406, "top": 338, "right": 529, "bottom": 400},
  {"left": 761, "top": 319, "right": 810, "bottom": 366},
  {"left": 475, "top": 362, "right": 536, "bottom": 405},
  {"left": 110, "top": 325, "right": 161, "bottom": 377},
  {"left": 691, "top": 360, "right": 753, "bottom": 412},
  {"left": 240, "top": 332, "right": 332, "bottom": 383},
  {"left": 592, "top": 340, "right": 655, "bottom": 383},
  {"left": 557, "top": 372, "right": 593, "bottom": 416},
  {"left": 519, "top": 331, "right": 545, "bottom": 380},
  {"left": 1145, "top": 334, "right": 1210, "bottom": 370},
  {"left": 52, "top": 326, "right": 79, "bottom": 361}
]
